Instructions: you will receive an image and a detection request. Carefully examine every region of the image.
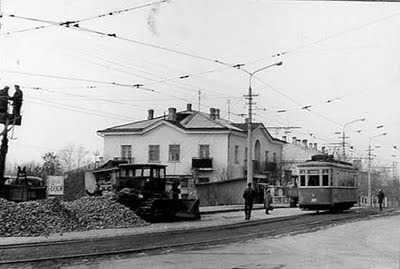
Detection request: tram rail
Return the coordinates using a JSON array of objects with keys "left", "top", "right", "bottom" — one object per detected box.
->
[{"left": 0, "top": 208, "right": 398, "bottom": 264}]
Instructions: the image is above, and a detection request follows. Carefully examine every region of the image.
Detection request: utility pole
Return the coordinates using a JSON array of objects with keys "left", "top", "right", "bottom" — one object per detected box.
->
[
  {"left": 367, "top": 132, "right": 387, "bottom": 206},
  {"left": 0, "top": 0, "right": 2, "bottom": 31},
  {"left": 246, "top": 62, "right": 282, "bottom": 184},
  {"left": 367, "top": 143, "right": 372, "bottom": 207},
  {"left": 227, "top": 100, "right": 231, "bottom": 121},
  {"left": 0, "top": 116, "right": 9, "bottom": 186}
]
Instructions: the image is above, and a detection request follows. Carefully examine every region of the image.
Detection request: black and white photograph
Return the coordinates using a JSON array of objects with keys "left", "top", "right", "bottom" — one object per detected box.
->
[{"left": 0, "top": 0, "right": 400, "bottom": 268}]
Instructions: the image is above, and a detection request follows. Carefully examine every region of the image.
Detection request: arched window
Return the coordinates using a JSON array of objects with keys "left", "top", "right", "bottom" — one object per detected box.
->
[{"left": 254, "top": 140, "right": 261, "bottom": 162}]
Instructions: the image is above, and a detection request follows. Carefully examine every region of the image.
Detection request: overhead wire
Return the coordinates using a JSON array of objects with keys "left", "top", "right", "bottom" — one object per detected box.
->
[
  {"left": 0, "top": 0, "right": 170, "bottom": 36},
  {"left": 3, "top": 13, "right": 236, "bottom": 68},
  {"left": 4, "top": 5, "right": 392, "bottom": 151},
  {"left": 0, "top": 69, "right": 156, "bottom": 92}
]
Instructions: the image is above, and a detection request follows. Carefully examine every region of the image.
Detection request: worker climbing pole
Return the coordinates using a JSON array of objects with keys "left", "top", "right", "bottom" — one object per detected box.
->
[{"left": 0, "top": 85, "right": 23, "bottom": 191}]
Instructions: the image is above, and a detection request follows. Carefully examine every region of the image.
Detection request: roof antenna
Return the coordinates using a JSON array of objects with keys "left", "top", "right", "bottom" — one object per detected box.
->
[{"left": 198, "top": 90, "right": 201, "bottom": 112}]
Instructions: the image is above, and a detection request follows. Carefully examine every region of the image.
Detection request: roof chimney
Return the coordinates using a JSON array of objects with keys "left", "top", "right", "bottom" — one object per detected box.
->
[
  {"left": 187, "top": 103, "right": 192, "bottom": 112},
  {"left": 302, "top": 139, "right": 308, "bottom": 148},
  {"left": 210, "top": 108, "right": 216, "bottom": 120},
  {"left": 292, "top": 137, "right": 297, "bottom": 144},
  {"left": 215, "top": 109, "right": 220, "bottom": 119},
  {"left": 148, "top": 109, "right": 154, "bottom": 120},
  {"left": 309, "top": 143, "right": 313, "bottom": 149},
  {"left": 321, "top": 146, "right": 326, "bottom": 153},
  {"left": 314, "top": 143, "right": 318, "bottom": 150},
  {"left": 282, "top": 136, "right": 287, "bottom": 142},
  {"left": 167, "top": 107, "right": 177, "bottom": 122},
  {"left": 296, "top": 139, "right": 301, "bottom": 145}
]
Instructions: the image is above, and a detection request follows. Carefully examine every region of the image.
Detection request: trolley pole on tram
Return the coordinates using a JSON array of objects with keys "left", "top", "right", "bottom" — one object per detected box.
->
[
  {"left": 246, "top": 62, "right": 282, "bottom": 184},
  {"left": 367, "top": 133, "right": 387, "bottom": 206}
]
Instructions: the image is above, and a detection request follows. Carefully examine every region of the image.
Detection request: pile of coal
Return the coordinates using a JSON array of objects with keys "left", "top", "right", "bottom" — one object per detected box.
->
[
  {"left": 0, "top": 198, "right": 81, "bottom": 237},
  {"left": 64, "top": 196, "right": 147, "bottom": 230},
  {"left": 0, "top": 196, "right": 147, "bottom": 237}
]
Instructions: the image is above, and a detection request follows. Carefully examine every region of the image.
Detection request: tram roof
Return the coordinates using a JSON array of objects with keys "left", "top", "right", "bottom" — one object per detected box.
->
[{"left": 297, "top": 160, "right": 357, "bottom": 170}]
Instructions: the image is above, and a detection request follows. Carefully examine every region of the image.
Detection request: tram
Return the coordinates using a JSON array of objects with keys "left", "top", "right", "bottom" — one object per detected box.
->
[{"left": 298, "top": 155, "right": 358, "bottom": 211}]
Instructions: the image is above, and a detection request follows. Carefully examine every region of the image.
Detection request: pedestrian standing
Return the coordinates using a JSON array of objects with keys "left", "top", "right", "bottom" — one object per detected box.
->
[
  {"left": 243, "top": 182, "right": 256, "bottom": 220},
  {"left": 264, "top": 187, "right": 273, "bottom": 214},
  {"left": 377, "top": 189, "right": 385, "bottom": 211}
]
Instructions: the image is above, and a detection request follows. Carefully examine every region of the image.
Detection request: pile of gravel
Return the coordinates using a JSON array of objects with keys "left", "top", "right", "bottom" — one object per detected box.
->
[{"left": 0, "top": 196, "right": 147, "bottom": 237}]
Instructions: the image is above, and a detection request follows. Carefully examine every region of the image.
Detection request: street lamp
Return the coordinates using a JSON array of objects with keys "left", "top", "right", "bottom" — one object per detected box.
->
[
  {"left": 342, "top": 118, "right": 365, "bottom": 161},
  {"left": 367, "top": 132, "right": 387, "bottom": 206},
  {"left": 247, "top": 61, "right": 283, "bottom": 184}
]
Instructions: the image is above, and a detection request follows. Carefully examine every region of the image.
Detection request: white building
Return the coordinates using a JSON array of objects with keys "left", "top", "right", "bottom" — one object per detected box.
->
[{"left": 97, "top": 104, "right": 285, "bottom": 205}]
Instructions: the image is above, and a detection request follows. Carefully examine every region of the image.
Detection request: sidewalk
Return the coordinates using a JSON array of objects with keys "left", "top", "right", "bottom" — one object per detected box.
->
[
  {"left": 0, "top": 205, "right": 306, "bottom": 246},
  {"left": 200, "top": 203, "right": 289, "bottom": 214}
]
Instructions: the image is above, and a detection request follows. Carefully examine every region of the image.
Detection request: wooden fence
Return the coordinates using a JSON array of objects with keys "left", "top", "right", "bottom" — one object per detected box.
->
[{"left": 195, "top": 178, "right": 248, "bottom": 206}]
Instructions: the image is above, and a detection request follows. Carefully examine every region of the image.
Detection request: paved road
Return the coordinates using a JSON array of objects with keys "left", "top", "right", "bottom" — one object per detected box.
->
[{"left": 2, "top": 208, "right": 396, "bottom": 268}]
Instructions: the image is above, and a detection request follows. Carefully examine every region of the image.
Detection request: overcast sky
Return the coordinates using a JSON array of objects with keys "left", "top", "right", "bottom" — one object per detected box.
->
[{"left": 0, "top": 0, "right": 399, "bottom": 168}]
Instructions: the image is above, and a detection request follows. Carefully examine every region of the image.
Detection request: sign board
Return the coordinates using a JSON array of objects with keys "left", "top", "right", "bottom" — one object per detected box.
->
[{"left": 46, "top": 176, "right": 64, "bottom": 196}]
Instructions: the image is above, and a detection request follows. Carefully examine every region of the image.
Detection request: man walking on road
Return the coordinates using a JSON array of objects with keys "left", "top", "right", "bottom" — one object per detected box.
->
[
  {"left": 243, "top": 182, "right": 256, "bottom": 220},
  {"left": 377, "top": 189, "right": 385, "bottom": 211}
]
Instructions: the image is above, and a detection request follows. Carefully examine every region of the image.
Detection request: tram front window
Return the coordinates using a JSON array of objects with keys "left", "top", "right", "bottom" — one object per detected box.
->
[
  {"left": 322, "top": 175, "right": 329, "bottom": 186},
  {"left": 308, "top": 175, "right": 320, "bottom": 186},
  {"left": 300, "top": 175, "right": 306, "bottom": 186}
]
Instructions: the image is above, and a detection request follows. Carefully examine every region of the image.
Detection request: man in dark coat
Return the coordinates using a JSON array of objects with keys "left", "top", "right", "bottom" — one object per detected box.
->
[
  {"left": 0, "top": 86, "right": 10, "bottom": 114},
  {"left": 243, "top": 182, "right": 256, "bottom": 220},
  {"left": 377, "top": 189, "right": 385, "bottom": 211},
  {"left": 12, "top": 85, "right": 23, "bottom": 117}
]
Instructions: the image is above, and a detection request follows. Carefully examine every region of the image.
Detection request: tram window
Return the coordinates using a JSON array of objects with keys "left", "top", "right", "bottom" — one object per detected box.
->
[
  {"left": 143, "top": 168, "right": 150, "bottom": 177},
  {"left": 300, "top": 175, "right": 306, "bottom": 186},
  {"left": 128, "top": 169, "right": 134, "bottom": 177},
  {"left": 135, "top": 169, "right": 141, "bottom": 177},
  {"left": 308, "top": 175, "right": 320, "bottom": 186},
  {"left": 322, "top": 175, "right": 329, "bottom": 186},
  {"left": 300, "top": 170, "right": 305, "bottom": 174},
  {"left": 120, "top": 169, "right": 126, "bottom": 177}
]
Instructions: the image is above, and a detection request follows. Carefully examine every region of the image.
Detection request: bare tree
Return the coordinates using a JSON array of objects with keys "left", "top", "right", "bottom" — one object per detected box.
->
[{"left": 58, "top": 144, "right": 91, "bottom": 171}]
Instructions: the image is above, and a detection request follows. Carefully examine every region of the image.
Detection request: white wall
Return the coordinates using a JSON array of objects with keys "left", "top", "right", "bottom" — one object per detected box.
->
[
  {"left": 252, "top": 128, "right": 283, "bottom": 165},
  {"left": 226, "top": 128, "right": 283, "bottom": 180},
  {"left": 102, "top": 123, "right": 229, "bottom": 182},
  {"left": 227, "top": 132, "right": 247, "bottom": 179}
]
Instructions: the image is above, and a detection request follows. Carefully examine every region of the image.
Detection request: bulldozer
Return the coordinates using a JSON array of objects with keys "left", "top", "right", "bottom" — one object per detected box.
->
[{"left": 87, "top": 162, "right": 200, "bottom": 222}]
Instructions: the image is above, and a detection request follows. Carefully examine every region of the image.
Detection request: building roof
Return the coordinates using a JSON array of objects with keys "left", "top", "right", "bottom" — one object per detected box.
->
[
  {"left": 98, "top": 109, "right": 244, "bottom": 134},
  {"left": 97, "top": 107, "right": 284, "bottom": 145}
]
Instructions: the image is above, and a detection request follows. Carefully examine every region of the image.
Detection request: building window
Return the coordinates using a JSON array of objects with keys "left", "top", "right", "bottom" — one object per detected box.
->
[
  {"left": 198, "top": 177, "right": 210, "bottom": 183},
  {"left": 234, "top": 146, "right": 239, "bottom": 164},
  {"left": 265, "top": 151, "right": 269, "bottom": 162},
  {"left": 199, "top": 144, "right": 210, "bottom": 158},
  {"left": 273, "top": 152, "right": 277, "bottom": 163},
  {"left": 169, "top": 144, "right": 180, "bottom": 162},
  {"left": 121, "top": 145, "right": 132, "bottom": 159},
  {"left": 148, "top": 145, "right": 160, "bottom": 162}
]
